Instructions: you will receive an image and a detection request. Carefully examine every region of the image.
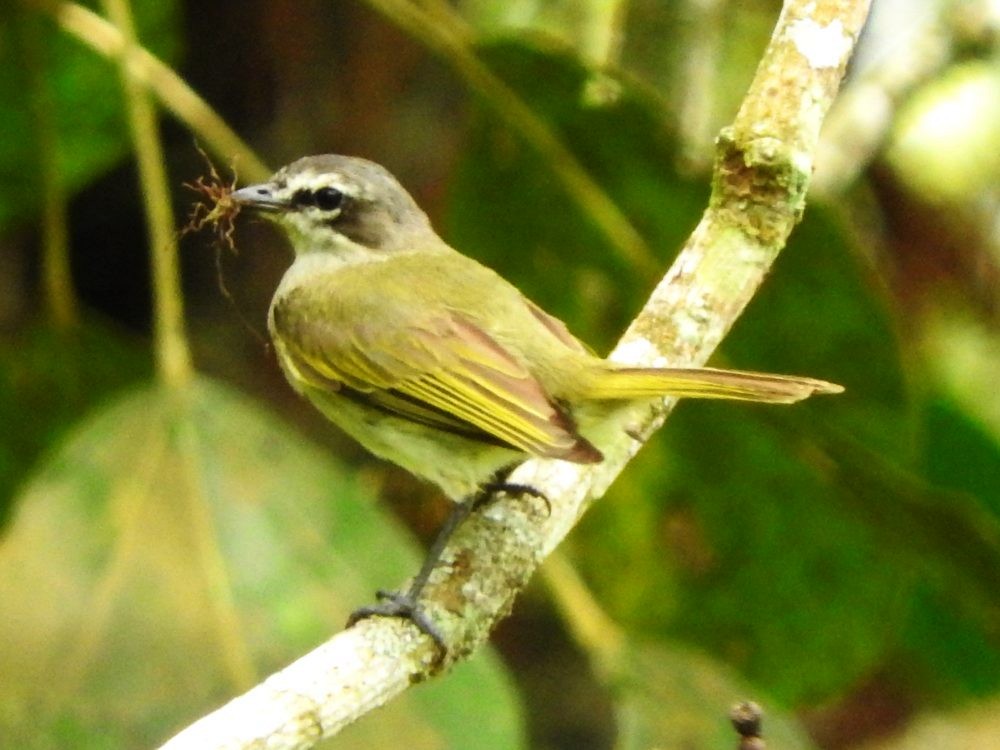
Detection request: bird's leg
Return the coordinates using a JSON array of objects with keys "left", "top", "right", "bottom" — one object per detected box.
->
[
  {"left": 347, "top": 472, "right": 548, "bottom": 654},
  {"left": 346, "top": 495, "right": 476, "bottom": 654}
]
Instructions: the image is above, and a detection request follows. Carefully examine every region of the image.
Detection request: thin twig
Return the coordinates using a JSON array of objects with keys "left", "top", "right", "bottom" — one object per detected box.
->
[
  {"left": 159, "top": 1, "right": 871, "bottom": 747},
  {"left": 540, "top": 552, "right": 626, "bottom": 681},
  {"left": 99, "top": 0, "right": 191, "bottom": 387},
  {"left": 730, "top": 701, "right": 766, "bottom": 750},
  {"left": 18, "top": 11, "right": 79, "bottom": 329},
  {"left": 675, "top": 0, "right": 726, "bottom": 170}
]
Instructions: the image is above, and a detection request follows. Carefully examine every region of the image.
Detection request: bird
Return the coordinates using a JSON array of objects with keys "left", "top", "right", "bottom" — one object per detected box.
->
[{"left": 230, "top": 154, "right": 842, "bottom": 642}]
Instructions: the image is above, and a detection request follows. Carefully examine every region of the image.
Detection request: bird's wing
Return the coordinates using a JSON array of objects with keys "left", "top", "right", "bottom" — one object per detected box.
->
[
  {"left": 524, "top": 300, "right": 592, "bottom": 354},
  {"left": 270, "top": 296, "right": 601, "bottom": 462}
]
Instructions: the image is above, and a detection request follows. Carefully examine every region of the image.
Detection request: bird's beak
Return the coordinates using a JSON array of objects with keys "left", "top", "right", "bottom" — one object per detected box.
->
[{"left": 230, "top": 184, "right": 287, "bottom": 213}]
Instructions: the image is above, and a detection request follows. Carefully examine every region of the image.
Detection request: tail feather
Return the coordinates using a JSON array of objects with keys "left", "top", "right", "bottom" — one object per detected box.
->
[{"left": 584, "top": 366, "right": 843, "bottom": 404}]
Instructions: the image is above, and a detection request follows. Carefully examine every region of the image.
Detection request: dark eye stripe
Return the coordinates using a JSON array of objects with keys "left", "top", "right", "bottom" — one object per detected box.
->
[
  {"left": 292, "top": 189, "right": 315, "bottom": 207},
  {"left": 291, "top": 187, "right": 344, "bottom": 212}
]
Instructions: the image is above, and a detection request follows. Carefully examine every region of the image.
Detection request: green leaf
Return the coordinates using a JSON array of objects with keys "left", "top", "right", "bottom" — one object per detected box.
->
[
  {"left": 901, "top": 586, "right": 1000, "bottom": 700},
  {"left": 923, "top": 398, "right": 1000, "bottom": 515},
  {"left": 0, "top": 378, "right": 524, "bottom": 748},
  {"left": 651, "top": 407, "right": 909, "bottom": 704},
  {"left": 890, "top": 400, "right": 1000, "bottom": 698},
  {"left": 722, "top": 208, "right": 914, "bottom": 459},
  {"left": 0, "top": 320, "right": 150, "bottom": 524},
  {"left": 0, "top": 1, "right": 180, "bottom": 230}
]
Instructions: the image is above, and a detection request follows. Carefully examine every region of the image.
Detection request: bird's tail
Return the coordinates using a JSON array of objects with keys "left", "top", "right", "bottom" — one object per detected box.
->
[{"left": 583, "top": 366, "right": 843, "bottom": 404}]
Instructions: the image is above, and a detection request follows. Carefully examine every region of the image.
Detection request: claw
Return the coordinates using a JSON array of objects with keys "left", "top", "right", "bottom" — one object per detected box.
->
[
  {"left": 347, "top": 591, "right": 447, "bottom": 657},
  {"left": 480, "top": 481, "right": 551, "bottom": 516},
  {"left": 345, "top": 478, "right": 548, "bottom": 663}
]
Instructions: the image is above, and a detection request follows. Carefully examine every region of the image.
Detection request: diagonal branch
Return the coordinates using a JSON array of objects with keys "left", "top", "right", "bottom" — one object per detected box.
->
[{"left": 158, "top": 1, "right": 872, "bottom": 748}]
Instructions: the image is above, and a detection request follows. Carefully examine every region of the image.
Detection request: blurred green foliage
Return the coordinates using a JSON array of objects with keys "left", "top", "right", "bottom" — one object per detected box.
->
[
  {"left": 0, "top": 379, "right": 524, "bottom": 748},
  {"left": 0, "top": 3, "right": 179, "bottom": 229},
  {"left": 611, "top": 641, "right": 814, "bottom": 750},
  {"left": 449, "top": 41, "right": 708, "bottom": 349},
  {"left": 0, "top": 322, "right": 150, "bottom": 522},
  {"left": 2, "top": 0, "right": 1000, "bottom": 748}
]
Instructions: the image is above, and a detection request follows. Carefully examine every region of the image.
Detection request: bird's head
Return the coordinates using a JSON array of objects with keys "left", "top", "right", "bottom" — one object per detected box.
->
[{"left": 231, "top": 155, "right": 435, "bottom": 260}]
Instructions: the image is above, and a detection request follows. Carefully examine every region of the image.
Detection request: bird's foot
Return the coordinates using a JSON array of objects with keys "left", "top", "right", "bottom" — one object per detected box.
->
[
  {"left": 347, "top": 589, "right": 446, "bottom": 657},
  {"left": 479, "top": 481, "right": 550, "bottom": 516}
]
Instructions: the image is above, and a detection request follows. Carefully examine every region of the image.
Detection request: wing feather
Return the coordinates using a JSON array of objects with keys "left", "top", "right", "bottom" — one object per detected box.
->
[{"left": 271, "top": 297, "right": 601, "bottom": 462}]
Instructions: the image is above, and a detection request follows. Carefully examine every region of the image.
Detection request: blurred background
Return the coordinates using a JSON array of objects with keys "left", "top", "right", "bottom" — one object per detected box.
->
[{"left": 2, "top": 0, "right": 1000, "bottom": 748}]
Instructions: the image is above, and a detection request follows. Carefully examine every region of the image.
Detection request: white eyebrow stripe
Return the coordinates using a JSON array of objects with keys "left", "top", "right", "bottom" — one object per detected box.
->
[{"left": 281, "top": 174, "right": 361, "bottom": 200}]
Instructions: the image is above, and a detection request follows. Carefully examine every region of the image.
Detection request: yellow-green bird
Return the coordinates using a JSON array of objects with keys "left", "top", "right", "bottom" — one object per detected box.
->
[{"left": 231, "top": 155, "right": 841, "bottom": 637}]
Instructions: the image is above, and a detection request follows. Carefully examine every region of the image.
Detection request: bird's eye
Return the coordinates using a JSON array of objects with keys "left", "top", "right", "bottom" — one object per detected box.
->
[{"left": 313, "top": 187, "right": 344, "bottom": 212}]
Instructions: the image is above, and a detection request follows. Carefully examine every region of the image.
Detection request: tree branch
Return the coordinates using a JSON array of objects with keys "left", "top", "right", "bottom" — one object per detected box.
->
[{"left": 158, "top": 1, "right": 872, "bottom": 747}]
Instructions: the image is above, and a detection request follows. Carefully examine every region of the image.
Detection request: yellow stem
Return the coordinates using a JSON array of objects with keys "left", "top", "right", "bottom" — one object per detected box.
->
[
  {"left": 541, "top": 551, "right": 627, "bottom": 680},
  {"left": 100, "top": 0, "right": 192, "bottom": 388},
  {"left": 19, "top": 11, "right": 79, "bottom": 329},
  {"left": 580, "top": 0, "right": 627, "bottom": 67}
]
